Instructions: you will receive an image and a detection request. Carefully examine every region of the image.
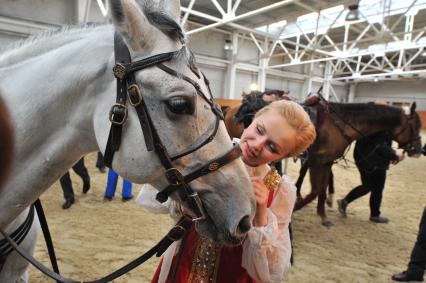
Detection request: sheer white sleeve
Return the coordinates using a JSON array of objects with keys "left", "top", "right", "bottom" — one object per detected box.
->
[
  {"left": 241, "top": 175, "right": 297, "bottom": 283},
  {"left": 135, "top": 184, "right": 181, "bottom": 220}
]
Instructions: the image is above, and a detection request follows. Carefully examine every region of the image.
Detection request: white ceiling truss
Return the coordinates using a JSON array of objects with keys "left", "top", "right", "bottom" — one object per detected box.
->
[
  {"left": 2, "top": 0, "right": 426, "bottom": 99},
  {"left": 179, "top": 0, "right": 426, "bottom": 86}
]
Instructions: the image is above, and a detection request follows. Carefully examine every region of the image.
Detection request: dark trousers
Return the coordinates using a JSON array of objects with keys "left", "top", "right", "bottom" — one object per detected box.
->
[
  {"left": 407, "top": 206, "right": 426, "bottom": 278},
  {"left": 344, "top": 168, "right": 387, "bottom": 217},
  {"left": 59, "top": 158, "right": 90, "bottom": 200},
  {"left": 96, "top": 152, "right": 105, "bottom": 170}
]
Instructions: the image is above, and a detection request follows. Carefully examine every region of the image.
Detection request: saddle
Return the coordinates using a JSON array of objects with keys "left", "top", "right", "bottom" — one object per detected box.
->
[
  {"left": 302, "top": 93, "right": 328, "bottom": 129},
  {"left": 233, "top": 91, "right": 328, "bottom": 130}
]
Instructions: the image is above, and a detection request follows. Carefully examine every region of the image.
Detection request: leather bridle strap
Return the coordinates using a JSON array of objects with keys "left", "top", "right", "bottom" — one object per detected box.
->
[
  {"left": 156, "top": 145, "right": 242, "bottom": 203},
  {"left": 34, "top": 199, "right": 61, "bottom": 283},
  {"left": 0, "top": 216, "right": 192, "bottom": 283},
  {"left": 393, "top": 115, "right": 421, "bottom": 150},
  {"left": 103, "top": 34, "right": 180, "bottom": 168},
  {"left": 103, "top": 33, "right": 130, "bottom": 167}
]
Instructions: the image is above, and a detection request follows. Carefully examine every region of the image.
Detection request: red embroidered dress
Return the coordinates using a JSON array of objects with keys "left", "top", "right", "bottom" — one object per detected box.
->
[{"left": 137, "top": 164, "right": 296, "bottom": 283}]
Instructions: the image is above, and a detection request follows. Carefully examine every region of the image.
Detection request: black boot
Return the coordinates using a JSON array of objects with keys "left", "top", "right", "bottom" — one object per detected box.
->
[
  {"left": 62, "top": 198, "right": 74, "bottom": 209},
  {"left": 337, "top": 199, "right": 348, "bottom": 217},
  {"left": 370, "top": 215, "right": 389, "bottom": 224},
  {"left": 392, "top": 271, "right": 424, "bottom": 282},
  {"left": 82, "top": 177, "right": 90, "bottom": 194}
]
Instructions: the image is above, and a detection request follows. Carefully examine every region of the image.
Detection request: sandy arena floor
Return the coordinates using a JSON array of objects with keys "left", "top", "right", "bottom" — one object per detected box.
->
[{"left": 29, "top": 132, "right": 426, "bottom": 283}]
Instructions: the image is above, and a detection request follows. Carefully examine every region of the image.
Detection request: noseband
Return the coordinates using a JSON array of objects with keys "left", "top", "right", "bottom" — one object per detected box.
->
[{"left": 103, "top": 33, "right": 241, "bottom": 221}]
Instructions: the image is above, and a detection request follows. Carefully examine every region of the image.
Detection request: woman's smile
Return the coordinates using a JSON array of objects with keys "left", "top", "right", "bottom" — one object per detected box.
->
[{"left": 243, "top": 141, "right": 256, "bottom": 160}]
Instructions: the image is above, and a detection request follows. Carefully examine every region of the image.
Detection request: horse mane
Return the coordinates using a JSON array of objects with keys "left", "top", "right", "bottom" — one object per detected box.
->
[
  {"left": 330, "top": 102, "right": 403, "bottom": 126},
  {"left": 0, "top": 24, "right": 108, "bottom": 67},
  {"left": 0, "top": 97, "right": 14, "bottom": 191},
  {"left": 234, "top": 91, "right": 268, "bottom": 128}
]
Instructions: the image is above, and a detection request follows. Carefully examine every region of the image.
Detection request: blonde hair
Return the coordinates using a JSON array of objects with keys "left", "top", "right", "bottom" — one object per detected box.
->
[{"left": 255, "top": 100, "right": 316, "bottom": 157}]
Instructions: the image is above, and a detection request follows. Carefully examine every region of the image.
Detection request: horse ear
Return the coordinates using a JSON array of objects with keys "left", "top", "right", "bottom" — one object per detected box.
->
[
  {"left": 411, "top": 102, "right": 417, "bottom": 114},
  {"left": 108, "top": 0, "right": 156, "bottom": 52},
  {"left": 159, "top": 0, "right": 181, "bottom": 22}
]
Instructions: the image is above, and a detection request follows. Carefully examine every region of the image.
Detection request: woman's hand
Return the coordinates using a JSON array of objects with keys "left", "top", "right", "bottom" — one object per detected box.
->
[{"left": 251, "top": 176, "right": 269, "bottom": 227}]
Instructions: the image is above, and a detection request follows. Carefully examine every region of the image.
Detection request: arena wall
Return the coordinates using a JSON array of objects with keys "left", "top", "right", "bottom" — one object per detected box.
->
[
  {"left": 354, "top": 81, "right": 426, "bottom": 128},
  {"left": 1, "top": 0, "right": 425, "bottom": 115}
]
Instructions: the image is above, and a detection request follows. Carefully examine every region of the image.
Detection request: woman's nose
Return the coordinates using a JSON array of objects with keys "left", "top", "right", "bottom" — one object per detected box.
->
[{"left": 252, "top": 137, "right": 266, "bottom": 153}]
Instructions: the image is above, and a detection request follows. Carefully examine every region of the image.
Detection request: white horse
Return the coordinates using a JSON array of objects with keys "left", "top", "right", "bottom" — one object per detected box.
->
[{"left": 0, "top": 0, "right": 256, "bottom": 281}]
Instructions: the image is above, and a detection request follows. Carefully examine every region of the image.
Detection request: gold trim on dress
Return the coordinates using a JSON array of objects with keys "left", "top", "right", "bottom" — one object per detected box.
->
[
  {"left": 188, "top": 167, "right": 281, "bottom": 282},
  {"left": 188, "top": 236, "right": 222, "bottom": 283},
  {"left": 263, "top": 167, "right": 281, "bottom": 192}
]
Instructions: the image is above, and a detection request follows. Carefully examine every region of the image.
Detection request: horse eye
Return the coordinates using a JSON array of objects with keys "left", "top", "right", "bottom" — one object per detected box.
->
[{"left": 166, "top": 97, "right": 193, "bottom": 114}]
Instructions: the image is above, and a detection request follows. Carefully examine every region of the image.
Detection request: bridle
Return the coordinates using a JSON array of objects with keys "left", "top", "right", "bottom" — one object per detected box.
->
[
  {"left": 103, "top": 33, "right": 242, "bottom": 221},
  {"left": 392, "top": 113, "right": 422, "bottom": 154},
  {"left": 0, "top": 33, "right": 243, "bottom": 282}
]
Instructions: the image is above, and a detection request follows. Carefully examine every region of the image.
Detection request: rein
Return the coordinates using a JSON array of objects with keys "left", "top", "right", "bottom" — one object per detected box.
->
[{"left": 0, "top": 204, "right": 192, "bottom": 283}]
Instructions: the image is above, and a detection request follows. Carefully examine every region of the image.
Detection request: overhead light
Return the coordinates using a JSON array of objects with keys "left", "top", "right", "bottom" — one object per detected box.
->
[
  {"left": 250, "top": 83, "right": 258, "bottom": 91},
  {"left": 422, "top": 51, "right": 426, "bottom": 57},
  {"left": 224, "top": 39, "right": 233, "bottom": 51},
  {"left": 374, "top": 77, "right": 379, "bottom": 82},
  {"left": 345, "top": 4, "right": 359, "bottom": 22}
]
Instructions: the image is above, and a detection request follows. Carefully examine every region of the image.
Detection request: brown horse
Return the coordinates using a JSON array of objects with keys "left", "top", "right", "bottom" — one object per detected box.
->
[
  {"left": 0, "top": 97, "right": 14, "bottom": 191},
  {"left": 222, "top": 90, "right": 279, "bottom": 138},
  {"left": 223, "top": 104, "right": 245, "bottom": 139},
  {"left": 294, "top": 101, "right": 422, "bottom": 227},
  {"left": 222, "top": 95, "right": 423, "bottom": 227}
]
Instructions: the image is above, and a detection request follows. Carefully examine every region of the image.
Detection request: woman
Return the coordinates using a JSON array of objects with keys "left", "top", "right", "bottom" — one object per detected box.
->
[{"left": 137, "top": 100, "right": 316, "bottom": 283}]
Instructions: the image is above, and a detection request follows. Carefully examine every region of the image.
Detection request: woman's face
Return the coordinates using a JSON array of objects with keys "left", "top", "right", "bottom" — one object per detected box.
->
[{"left": 240, "top": 109, "right": 296, "bottom": 167}]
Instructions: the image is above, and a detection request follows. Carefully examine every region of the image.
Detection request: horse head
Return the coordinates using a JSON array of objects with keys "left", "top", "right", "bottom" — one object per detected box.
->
[
  {"left": 99, "top": 0, "right": 255, "bottom": 244},
  {"left": 392, "top": 102, "right": 422, "bottom": 157}
]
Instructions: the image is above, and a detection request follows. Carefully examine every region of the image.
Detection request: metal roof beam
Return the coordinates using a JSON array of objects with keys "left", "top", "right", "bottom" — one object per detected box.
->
[{"left": 185, "top": 0, "right": 294, "bottom": 35}]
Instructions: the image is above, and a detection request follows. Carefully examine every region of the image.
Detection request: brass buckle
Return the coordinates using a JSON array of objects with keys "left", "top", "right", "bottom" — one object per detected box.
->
[
  {"left": 127, "top": 84, "right": 143, "bottom": 107},
  {"left": 113, "top": 63, "right": 127, "bottom": 80},
  {"left": 109, "top": 103, "right": 128, "bottom": 125},
  {"left": 208, "top": 162, "right": 220, "bottom": 171},
  {"left": 188, "top": 192, "right": 206, "bottom": 221}
]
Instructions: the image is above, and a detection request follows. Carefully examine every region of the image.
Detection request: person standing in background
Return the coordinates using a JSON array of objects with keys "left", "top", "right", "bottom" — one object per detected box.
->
[
  {"left": 96, "top": 151, "right": 106, "bottom": 173},
  {"left": 59, "top": 157, "right": 90, "bottom": 209},
  {"left": 392, "top": 205, "right": 426, "bottom": 282},
  {"left": 337, "top": 131, "right": 404, "bottom": 223},
  {"left": 104, "top": 168, "right": 133, "bottom": 201}
]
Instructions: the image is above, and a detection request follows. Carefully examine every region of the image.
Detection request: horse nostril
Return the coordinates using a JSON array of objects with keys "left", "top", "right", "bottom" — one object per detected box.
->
[{"left": 237, "top": 215, "right": 252, "bottom": 234}]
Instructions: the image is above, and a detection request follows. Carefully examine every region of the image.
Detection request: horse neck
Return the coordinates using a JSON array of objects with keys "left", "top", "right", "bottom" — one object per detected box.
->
[
  {"left": 334, "top": 103, "right": 403, "bottom": 139},
  {"left": 0, "top": 26, "right": 116, "bottom": 227}
]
